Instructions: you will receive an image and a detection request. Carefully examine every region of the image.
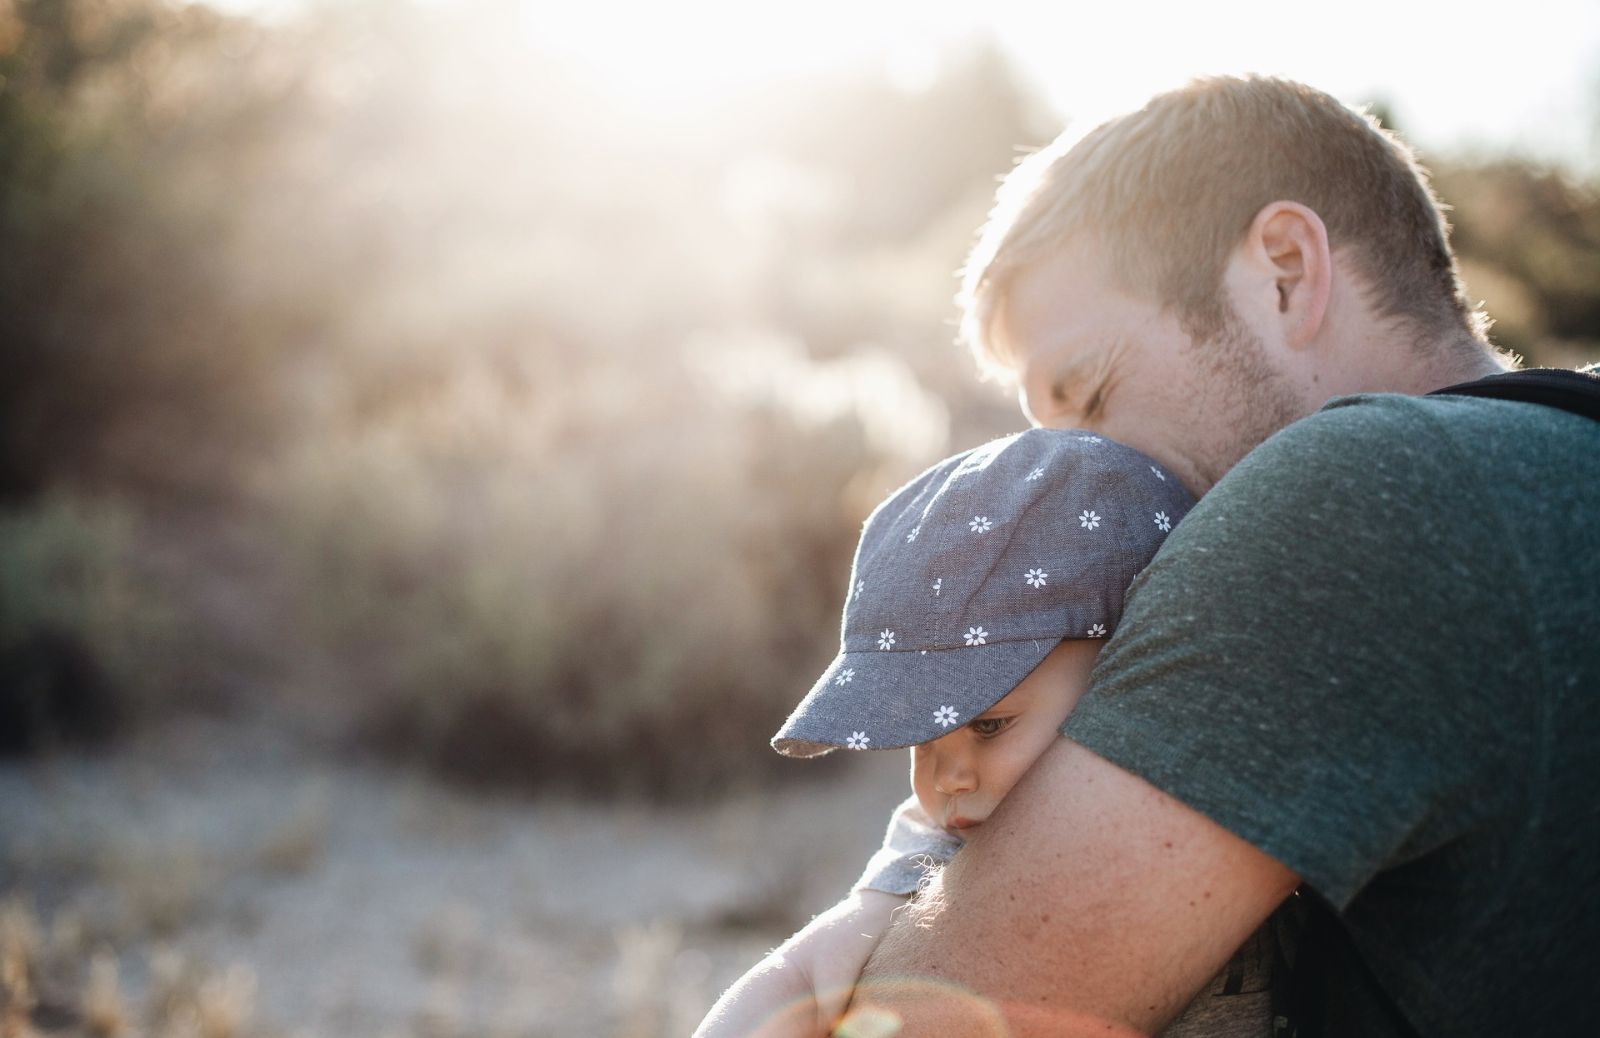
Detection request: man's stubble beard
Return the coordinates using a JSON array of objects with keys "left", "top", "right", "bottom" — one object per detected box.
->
[{"left": 1185, "top": 310, "right": 1307, "bottom": 492}]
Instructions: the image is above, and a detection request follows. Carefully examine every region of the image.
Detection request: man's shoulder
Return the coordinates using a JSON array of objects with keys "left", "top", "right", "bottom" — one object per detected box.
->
[
  {"left": 1075, "top": 383, "right": 1600, "bottom": 911},
  {"left": 1148, "top": 386, "right": 1600, "bottom": 602},
  {"left": 1205, "top": 388, "right": 1599, "bottom": 511},
  {"left": 1176, "top": 394, "right": 1459, "bottom": 545},
  {"left": 1312, "top": 385, "right": 1597, "bottom": 438}
]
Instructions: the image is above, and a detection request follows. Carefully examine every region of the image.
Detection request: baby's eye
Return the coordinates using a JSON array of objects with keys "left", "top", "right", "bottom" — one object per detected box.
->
[{"left": 969, "top": 716, "right": 1014, "bottom": 739}]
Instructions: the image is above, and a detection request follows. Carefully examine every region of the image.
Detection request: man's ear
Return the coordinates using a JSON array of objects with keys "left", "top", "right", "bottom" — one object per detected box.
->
[{"left": 1231, "top": 201, "right": 1332, "bottom": 351}]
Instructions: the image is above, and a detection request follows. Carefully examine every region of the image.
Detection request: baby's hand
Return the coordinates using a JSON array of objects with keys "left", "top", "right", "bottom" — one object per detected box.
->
[
  {"left": 693, "top": 889, "right": 906, "bottom": 1037},
  {"left": 792, "top": 889, "right": 905, "bottom": 1030}
]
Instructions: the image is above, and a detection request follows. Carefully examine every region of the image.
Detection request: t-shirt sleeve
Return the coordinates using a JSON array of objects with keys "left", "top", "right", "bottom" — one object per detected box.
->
[
  {"left": 853, "top": 795, "right": 965, "bottom": 896},
  {"left": 1063, "top": 396, "right": 1528, "bottom": 909}
]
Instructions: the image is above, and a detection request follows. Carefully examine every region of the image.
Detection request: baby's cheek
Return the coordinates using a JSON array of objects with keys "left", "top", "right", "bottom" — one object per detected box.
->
[
  {"left": 909, "top": 748, "right": 938, "bottom": 816},
  {"left": 986, "top": 743, "right": 1046, "bottom": 805}
]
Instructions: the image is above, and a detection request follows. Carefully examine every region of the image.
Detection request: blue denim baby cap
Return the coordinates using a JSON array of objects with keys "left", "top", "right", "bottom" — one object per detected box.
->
[{"left": 771, "top": 428, "right": 1196, "bottom": 758}]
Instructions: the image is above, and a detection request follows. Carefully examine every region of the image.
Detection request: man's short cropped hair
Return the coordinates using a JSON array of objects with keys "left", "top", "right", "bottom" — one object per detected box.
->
[{"left": 959, "top": 75, "right": 1489, "bottom": 377}]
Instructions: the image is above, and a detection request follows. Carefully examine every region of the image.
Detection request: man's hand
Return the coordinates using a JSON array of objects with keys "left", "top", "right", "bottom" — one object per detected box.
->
[{"left": 845, "top": 739, "right": 1298, "bottom": 1037}]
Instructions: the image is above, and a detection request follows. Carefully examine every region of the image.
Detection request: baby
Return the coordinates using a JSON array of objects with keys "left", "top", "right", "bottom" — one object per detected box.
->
[{"left": 695, "top": 427, "right": 1276, "bottom": 1038}]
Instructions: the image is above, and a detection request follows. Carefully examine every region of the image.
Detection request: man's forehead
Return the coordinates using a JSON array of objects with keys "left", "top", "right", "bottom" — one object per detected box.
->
[
  {"left": 994, "top": 242, "right": 1106, "bottom": 335},
  {"left": 990, "top": 278, "right": 1106, "bottom": 387}
]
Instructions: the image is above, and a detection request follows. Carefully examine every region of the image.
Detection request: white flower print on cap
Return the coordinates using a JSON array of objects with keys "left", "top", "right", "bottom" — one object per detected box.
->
[{"left": 769, "top": 427, "right": 1198, "bottom": 759}]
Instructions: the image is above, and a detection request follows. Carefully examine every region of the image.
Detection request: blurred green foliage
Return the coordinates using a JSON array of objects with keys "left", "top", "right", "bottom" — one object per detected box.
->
[
  {"left": 1, "top": 0, "right": 1596, "bottom": 794},
  {"left": 0, "top": 494, "right": 185, "bottom": 750}
]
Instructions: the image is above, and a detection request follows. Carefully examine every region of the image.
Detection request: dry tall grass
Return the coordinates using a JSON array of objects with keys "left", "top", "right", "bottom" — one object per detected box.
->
[{"left": 0, "top": 898, "right": 260, "bottom": 1038}]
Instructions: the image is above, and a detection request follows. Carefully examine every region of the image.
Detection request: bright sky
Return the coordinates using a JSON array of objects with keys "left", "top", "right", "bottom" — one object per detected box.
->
[{"left": 212, "top": 0, "right": 1600, "bottom": 171}]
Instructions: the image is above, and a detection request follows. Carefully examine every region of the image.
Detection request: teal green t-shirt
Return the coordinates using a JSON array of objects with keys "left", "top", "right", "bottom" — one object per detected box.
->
[{"left": 1064, "top": 391, "right": 1600, "bottom": 1036}]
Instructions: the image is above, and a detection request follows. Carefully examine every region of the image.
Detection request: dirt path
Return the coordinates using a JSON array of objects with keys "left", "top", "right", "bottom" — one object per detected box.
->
[{"left": 0, "top": 717, "right": 909, "bottom": 1036}]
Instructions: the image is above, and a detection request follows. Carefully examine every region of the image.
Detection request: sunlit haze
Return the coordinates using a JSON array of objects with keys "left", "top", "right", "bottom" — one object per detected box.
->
[
  {"left": 210, "top": 0, "right": 1600, "bottom": 169},
  {"left": 6, "top": 1, "right": 1600, "bottom": 1032}
]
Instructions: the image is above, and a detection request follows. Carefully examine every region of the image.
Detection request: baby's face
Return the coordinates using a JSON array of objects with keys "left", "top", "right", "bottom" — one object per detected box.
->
[{"left": 911, "top": 639, "right": 1101, "bottom": 834}]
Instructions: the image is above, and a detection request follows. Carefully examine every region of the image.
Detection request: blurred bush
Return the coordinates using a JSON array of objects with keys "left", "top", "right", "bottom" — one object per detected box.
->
[
  {"left": 266, "top": 352, "right": 898, "bottom": 796},
  {"left": 1434, "top": 161, "right": 1600, "bottom": 365},
  {"left": 0, "top": 494, "right": 187, "bottom": 751}
]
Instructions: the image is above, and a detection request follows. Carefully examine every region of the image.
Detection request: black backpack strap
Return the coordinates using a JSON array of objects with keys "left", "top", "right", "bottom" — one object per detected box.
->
[
  {"left": 1429, "top": 366, "right": 1600, "bottom": 421},
  {"left": 1279, "top": 889, "right": 1424, "bottom": 1038}
]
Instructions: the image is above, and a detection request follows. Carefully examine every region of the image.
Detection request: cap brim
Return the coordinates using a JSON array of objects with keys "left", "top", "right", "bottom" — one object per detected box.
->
[{"left": 771, "top": 637, "right": 1061, "bottom": 758}]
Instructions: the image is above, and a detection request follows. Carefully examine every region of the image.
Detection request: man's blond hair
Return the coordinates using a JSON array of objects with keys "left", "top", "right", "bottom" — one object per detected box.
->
[{"left": 960, "top": 76, "right": 1488, "bottom": 378}]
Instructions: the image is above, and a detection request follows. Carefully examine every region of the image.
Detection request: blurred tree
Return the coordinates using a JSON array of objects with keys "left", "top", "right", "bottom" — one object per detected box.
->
[
  {"left": 1360, "top": 98, "right": 1600, "bottom": 366},
  {"left": 707, "top": 40, "right": 1044, "bottom": 441},
  {"left": 0, "top": 0, "right": 322, "bottom": 502},
  {"left": 753, "top": 40, "right": 1050, "bottom": 248},
  {"left": 1437, "top": 161, "right": 1600, "bottom": 363}
]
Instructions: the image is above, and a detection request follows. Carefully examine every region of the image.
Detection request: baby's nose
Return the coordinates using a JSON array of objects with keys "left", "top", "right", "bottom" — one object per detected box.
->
[{"left": 934, "top": 754, "right": 977, "bottom": 796}]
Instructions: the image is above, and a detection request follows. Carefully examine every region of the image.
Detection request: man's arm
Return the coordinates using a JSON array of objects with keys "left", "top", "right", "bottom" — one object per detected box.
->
[{"left": 848, "top": 738, "right": 1298, "bottom": 1037}]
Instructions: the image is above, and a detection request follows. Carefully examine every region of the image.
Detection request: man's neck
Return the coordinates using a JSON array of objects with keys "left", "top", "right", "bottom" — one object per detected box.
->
[{"left": 1348, "top": 333, "right": 1511, "bottom": 399}]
